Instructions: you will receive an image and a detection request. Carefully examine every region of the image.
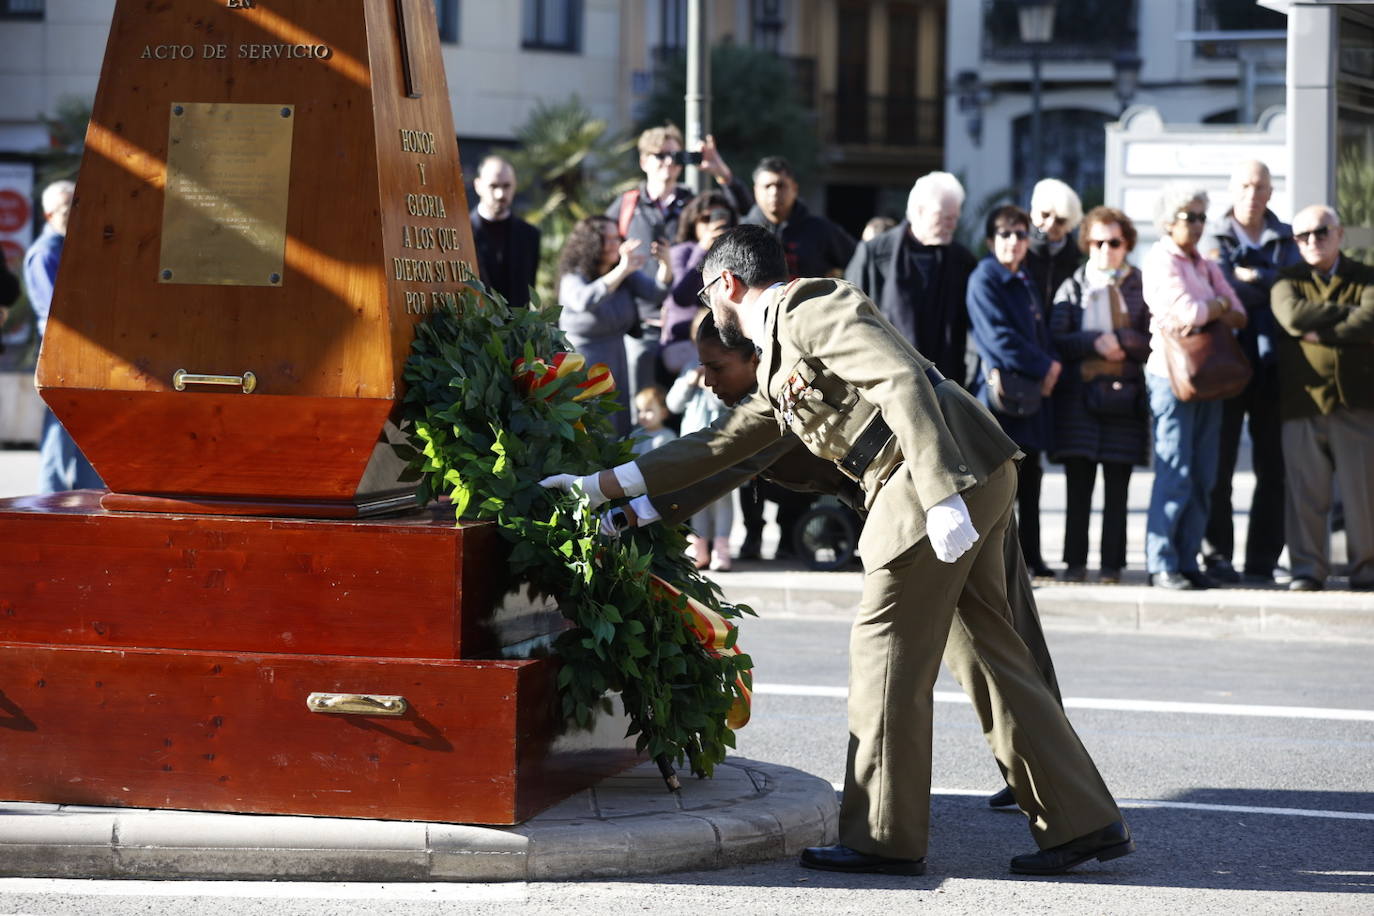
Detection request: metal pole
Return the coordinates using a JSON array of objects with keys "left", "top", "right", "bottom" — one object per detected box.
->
[
  {"left": 1030, "top": 49, "right": 1043, "bottom": 187},
  {"left": 685, "top": 0, "right": 710, "bottom": 192}
]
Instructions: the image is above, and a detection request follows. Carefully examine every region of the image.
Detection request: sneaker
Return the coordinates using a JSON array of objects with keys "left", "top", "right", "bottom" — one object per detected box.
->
[{"left": 1289, "top": 576, "right": 1324, "bottom": 591}]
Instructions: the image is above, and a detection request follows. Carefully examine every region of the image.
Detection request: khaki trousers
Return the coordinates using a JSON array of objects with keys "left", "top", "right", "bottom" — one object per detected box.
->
[{"left": 838, "top": 460, "right": 1120, "bottom": 859}]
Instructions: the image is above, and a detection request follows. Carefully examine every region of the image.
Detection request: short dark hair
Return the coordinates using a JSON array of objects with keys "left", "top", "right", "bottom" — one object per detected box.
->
[
  {"left": 675, "top": 190, "right": 737, "bottom": 243},
  {"left": 695, "top": 308, "right": 756, "bottom": 358},
  {"left": 701, "top": 225, "right": 789, "bottom": 288},
  {"left": 752, "top": 155, "right": 795, "bottom": 184},
  {"left": 985, "top": 204, "right": 1030, "bottom": 240}
]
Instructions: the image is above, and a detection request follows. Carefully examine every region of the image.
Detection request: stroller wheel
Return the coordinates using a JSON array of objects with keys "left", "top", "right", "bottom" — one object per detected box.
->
[{"left": 793, "top": 505, "right": 859, "bottom": 571}]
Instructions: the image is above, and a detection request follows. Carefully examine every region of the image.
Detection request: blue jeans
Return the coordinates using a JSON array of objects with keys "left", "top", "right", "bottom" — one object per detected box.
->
[
  {"left": 38, "top": 408, "right": 103, "bottom": 495},
  {"left": 1145, "top": 372, "right": 1222, "bottom": 574}
]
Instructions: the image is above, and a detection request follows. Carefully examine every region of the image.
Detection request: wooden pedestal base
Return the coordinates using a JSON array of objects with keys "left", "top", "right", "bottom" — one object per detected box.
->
[{"left": 0, "top": 494, "right": 640, "bottom": 824}]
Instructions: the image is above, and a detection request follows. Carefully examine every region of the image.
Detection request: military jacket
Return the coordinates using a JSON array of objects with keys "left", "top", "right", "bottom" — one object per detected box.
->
[{"left": 634, "top": 278, "right": 1019, "bottom": 569}]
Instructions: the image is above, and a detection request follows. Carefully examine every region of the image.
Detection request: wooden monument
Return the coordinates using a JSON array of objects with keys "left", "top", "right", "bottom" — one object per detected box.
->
[{"left": 0, "top": 0, "right": 638, "bottom": 825}]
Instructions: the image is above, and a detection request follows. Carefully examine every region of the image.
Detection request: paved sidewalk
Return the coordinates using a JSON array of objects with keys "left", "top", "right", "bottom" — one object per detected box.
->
[{"left": 0, "top": 758, "right": 836, "bottom": 882}]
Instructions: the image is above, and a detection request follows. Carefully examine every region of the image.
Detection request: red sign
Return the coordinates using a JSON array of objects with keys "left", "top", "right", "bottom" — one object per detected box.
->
[{"left": 0, "top": 190, "right": 29, "bottom": 234}]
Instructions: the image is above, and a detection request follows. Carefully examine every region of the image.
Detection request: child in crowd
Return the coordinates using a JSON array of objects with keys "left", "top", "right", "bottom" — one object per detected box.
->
[
  {"left": 630, "top": 386, "right": 676, "bottom": 458},
  {"left": 667, "top": 311, "right": 739, "bottom": 571}
]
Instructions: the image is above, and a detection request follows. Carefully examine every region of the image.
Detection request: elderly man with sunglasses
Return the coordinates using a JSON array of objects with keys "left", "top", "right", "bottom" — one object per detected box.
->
[{"left": 1271, "top": 205, "right": 1374, "bottom": 592}]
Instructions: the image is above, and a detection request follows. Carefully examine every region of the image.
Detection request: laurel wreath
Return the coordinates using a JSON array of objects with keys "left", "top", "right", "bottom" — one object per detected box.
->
[{"left": 394, "top": 286, "right": 753, "bottom": 778}]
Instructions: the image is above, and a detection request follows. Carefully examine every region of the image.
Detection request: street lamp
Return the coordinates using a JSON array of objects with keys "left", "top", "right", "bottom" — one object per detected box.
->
[
  {"left": 1016, "top": 0, "right": 1058, "bottom": 185},
  {"left": 1112, "top": 47, "right": 1143, "bottom": 115}
]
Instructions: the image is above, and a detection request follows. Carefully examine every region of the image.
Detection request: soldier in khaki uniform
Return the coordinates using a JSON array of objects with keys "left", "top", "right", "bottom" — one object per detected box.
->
[{"left": 542, "top": 226, "right": 1131, "bottom": 875}]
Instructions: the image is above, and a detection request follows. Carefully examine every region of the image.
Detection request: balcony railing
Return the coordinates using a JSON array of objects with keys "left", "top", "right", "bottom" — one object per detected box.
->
[
  {"left": 982, "top": 0, "right": 1136, "bottom": 61},
  {"left": 0, "top": 0, "right": 44, "bottom": 18},
  {"left": 822, "top": 94, "right": 944, "bottom": 149}
]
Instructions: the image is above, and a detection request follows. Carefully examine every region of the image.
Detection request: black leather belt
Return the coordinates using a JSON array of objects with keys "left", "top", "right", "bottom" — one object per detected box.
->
[{"left": 837, "top": 366, "right": 945, "bottom": 481}]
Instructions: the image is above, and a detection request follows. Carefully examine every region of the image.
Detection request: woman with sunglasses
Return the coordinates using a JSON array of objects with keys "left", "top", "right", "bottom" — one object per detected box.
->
[
  {"left": 968, "top": 204, "right": 1061, "bottom": 578},
  {"left": 661, "top": 191, "right": 738, "bottom": 377},
  {"left": 1048, "top": 207, "right": 1152, "bottom": 584},
  {"left": 1140, "top": 185, "right": 1246, "bottom": 590},
  {"left": 1026, "top": 178, "right": 1086, "bottom": 313}
]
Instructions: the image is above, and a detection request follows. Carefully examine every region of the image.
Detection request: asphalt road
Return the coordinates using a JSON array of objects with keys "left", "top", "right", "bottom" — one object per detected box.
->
[{"left": 1, "top": 620, "right": 1370, "bottom": 915}]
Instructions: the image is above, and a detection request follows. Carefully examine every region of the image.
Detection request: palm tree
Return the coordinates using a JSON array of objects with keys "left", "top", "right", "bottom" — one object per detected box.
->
[{"left": 503, "top": 96, "right": 637, "bottom": 304}]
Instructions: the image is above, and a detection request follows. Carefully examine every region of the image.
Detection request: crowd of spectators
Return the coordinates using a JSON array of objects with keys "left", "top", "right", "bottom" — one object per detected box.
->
[{"left": 464, "top": 133, "right": 1372, "bottom": 590}]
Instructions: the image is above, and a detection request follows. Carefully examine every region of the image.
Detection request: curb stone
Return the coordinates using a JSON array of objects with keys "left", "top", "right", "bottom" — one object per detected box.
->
[{"left": 0, "top": 758, "right": 837, "bottom": 882}]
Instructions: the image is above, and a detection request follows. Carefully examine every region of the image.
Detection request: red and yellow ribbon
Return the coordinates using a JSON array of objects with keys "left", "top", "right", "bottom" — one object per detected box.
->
[{"left": 649, "top": 574, "right": 752, "bottom": 730}]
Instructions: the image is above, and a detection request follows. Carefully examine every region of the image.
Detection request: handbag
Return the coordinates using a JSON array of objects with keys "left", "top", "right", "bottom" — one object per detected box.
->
[
  {"left": 1161, "top": 320, "right": 1252, "bottom": 402},
  {"left": 987, "top": 367, "right": 1042, "bottom": 418},
  {"left": 1084, "top": 374, "right": 1144, "bottom": 419}
]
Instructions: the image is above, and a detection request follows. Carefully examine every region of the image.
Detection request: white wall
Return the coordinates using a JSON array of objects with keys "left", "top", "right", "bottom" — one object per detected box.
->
[{"left": 443, "top": 0, "right": 624, "bottom": 141}]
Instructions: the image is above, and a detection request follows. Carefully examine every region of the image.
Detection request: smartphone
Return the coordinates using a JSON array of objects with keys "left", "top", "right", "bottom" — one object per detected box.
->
[{"left": 672, "top": 150, "right": 704, "bottom": 167}]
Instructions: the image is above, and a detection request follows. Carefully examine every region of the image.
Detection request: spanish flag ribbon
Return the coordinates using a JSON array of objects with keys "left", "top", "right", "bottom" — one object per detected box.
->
[{"left": 648, "top": 574, "right": 752, "bottom": 730}]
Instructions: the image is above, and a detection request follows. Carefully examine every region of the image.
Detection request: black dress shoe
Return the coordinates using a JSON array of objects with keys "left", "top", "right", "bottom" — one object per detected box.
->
[
  {"left": 1289, "top": 576, "right": 1324, "bottom": 592},
  {"left": 1183, "top": 570, "right": 1218, "bottom": 590},
  {"left": 800, "top": 844, "right": 926, "bottom": 875},
  {"left": 737, "top": 538, "right": 762, "bottom": 561},
  {"left": 1029, "top": 562, "right": 1055, "bottom": 579},
  {"left": 1059, "top": 565, "right": 1086, "bottom": 583},
  {"left": 1205, "top": 557, "right": 1241, "bottom": 584},
  {"left": 1151, "top": 571, "right": 1195, "bottom": 590},
  {"left": 1098, "top": 568, "right": 1122, "bottom": 585},
  {"left": 987, "top": 785, "right": 1019, "bottom": 809},
  {"left": 1009, "top": 820, "right": 1135, "bottom": 875}
]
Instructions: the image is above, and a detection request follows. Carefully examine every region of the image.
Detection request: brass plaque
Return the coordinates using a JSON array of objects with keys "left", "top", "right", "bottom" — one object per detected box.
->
[{"left": 159, "top": 102, "right": 294, "bottom": 287}]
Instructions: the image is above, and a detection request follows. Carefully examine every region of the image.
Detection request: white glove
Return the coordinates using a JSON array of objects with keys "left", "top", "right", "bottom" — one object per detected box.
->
[
  {"left": 926, "top": 492, "right": 978, "bottom": 563},
  {"left": 538, "top": 472, "right": 608, "bottom": 509},
  {"left": 597, "top": 496, "right": 659, "bottom": 537}
]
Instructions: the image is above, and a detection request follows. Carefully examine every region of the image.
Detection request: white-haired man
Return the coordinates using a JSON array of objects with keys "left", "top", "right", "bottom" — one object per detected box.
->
[
  {"left": 1271, "top": 205, "right": 1374, "bottom": 592},
  {"left": 844, "top": 171, "right": 978, "bottom": 386},
  {"left": 23, "top": 179, "right": 103, "bottom": 494},
  {"left": 1025, "top": 178, "right": 1084, "bottom": 311}
]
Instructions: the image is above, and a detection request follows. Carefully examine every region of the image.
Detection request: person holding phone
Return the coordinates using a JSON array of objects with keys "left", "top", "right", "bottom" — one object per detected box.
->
[{"left": 606, "top": 124, "right": 751, "bottom": 398}]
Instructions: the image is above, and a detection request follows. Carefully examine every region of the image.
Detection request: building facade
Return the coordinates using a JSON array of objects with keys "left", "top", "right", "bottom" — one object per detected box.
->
[
  {"left": 0, "top": 1, "right": 949, "bottom": 239},
  {"left": 947, "top": 0, "right": 1288, "bottom": 232}
]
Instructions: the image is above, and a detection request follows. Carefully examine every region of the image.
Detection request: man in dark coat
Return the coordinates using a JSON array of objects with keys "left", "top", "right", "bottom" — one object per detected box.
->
[
  {"left": 845, "top": 171, "right": 978, "bottom": 387},
  {"left": 741, "top": 156, "right": 856, "bottom": 281},
  {"left": 1199, "top": 159, "right": 1301, "bottom": 584},
  {"left": 470, "top": 155, "right": 541, "bottom": 309}
]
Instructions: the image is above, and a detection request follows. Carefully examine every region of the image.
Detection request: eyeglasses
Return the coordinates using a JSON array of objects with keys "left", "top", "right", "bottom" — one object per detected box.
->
[
  {"left": 995, "top": 229, "right": 1029, "bottom": 241},
  {"left": 1175, "top": 211, "right": 1207, "bottom": 225},
  {"left": 1294, "top": 226, "right": 1332, "bottom": 244},
  {"left": 1088, "top": 238, "right": 1124, "bottom": 249},
  {"left": 648, "top": 150, "right": 678, "bottom": 162},
  {"left": 698, "top": 273, "right": 723, "bottom": 308},
  {"left": 1035, "top": 211, "right": 1067, "bottom": 227}
]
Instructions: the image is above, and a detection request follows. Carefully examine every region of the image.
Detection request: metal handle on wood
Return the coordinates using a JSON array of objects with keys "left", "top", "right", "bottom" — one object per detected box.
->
[
  {"left": 172, "top": 369, "right": 257, "bottom": 394},
  {"left": 306, "top": 693, "right": 409, "bottom": 717}
]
